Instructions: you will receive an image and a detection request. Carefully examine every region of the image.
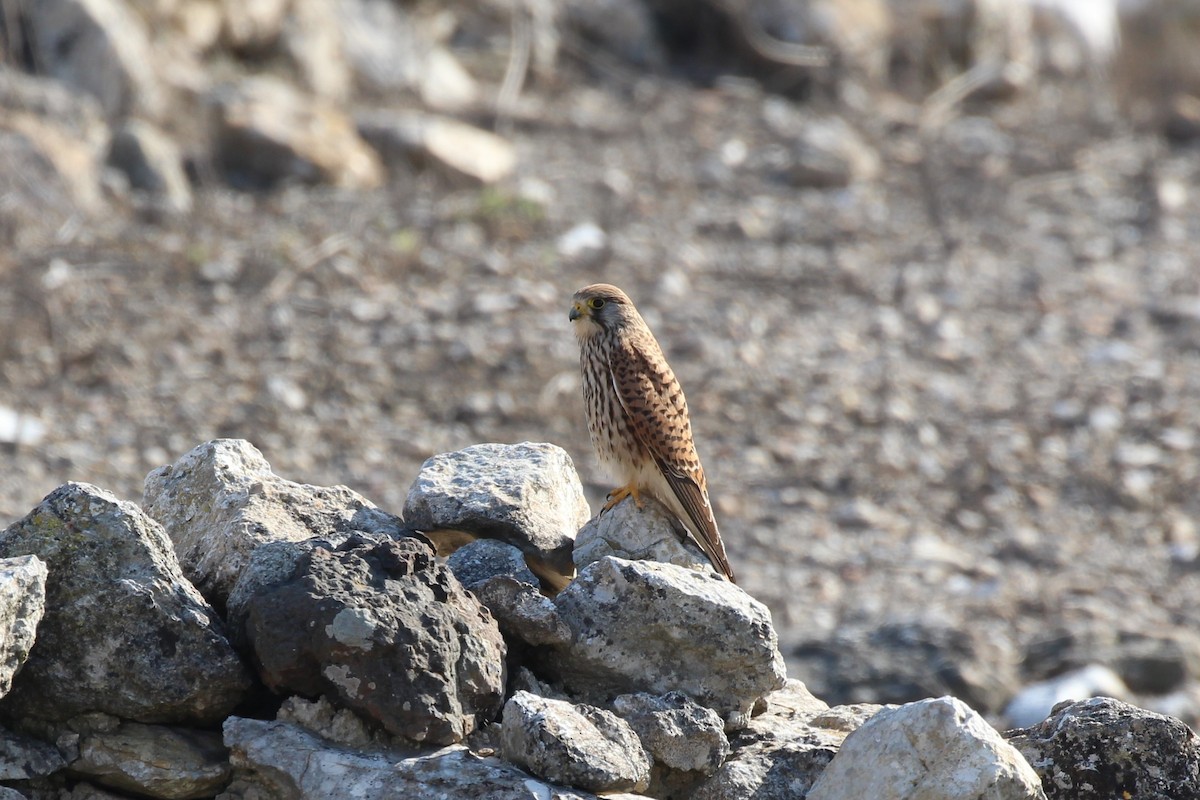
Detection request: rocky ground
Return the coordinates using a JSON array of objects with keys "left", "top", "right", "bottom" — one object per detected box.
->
[{"left": 3, "top": 0, "right": 1200, "bottom": 730}]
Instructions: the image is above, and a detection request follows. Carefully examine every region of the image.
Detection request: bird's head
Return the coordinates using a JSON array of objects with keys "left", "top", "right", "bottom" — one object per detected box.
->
[{"left": 570, "top": 283, "right": 634, "bottom": 339}]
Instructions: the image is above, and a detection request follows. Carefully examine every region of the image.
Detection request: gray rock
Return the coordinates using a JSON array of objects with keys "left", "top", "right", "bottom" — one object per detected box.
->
[
  {"left": 403, "top": 443, "right": 586, "bottom": 581},
  {"left": 0, "top": 787, "right": 25, "bottom": 800},
  {"left": 1003, "top": 665, "right": 1129, "bottom": 728},
  {"left": 778, "top": 113, "right": 880, "bottom": 188},
  {"left": 219, "top": 0, "right": 288, "bottom": 52},
  {"left": 283, "top": 0, "right": 353, "bottom": 100},
  {"left": 276, "top": 694, "right": 393, "bottom": 750},
  {"left": 357, "top": 111, "right": 516, "bottom": 185},
  {"left": 222, "top": 715, "right": 612, "bottom": 799},
  {"left": 0, "top": 482, "right": 251, "bottom": 725},
  {"left": 613, "top": 691, "right": 728, "bottom": 797},
  {"left": 693, "top": 680, "right": 863, "bottom": 800},
  {"left": 614, "top": 691, "right": 728, "bottom": 772},
  {"left": 471, "top": 576, "right": 572, "bottom": 647},
  {"left": 210, "top": 77, "right": 383, "bottom": 189},
  {"left": 143, "top": 439, "right": 408, "bottom": 610},
  {"left": 67, "top": 715, "right": 230, "bottom": 799},
  {"left": 28, "top": 0, "right": 165, "bottom": 118},
  {"left": 446, "top": 537, "right": 565, "bottom": 647},
  {"left": 0, "top": 555, "right": 46, "bottom": 698},
  {"left": 1006, "top": 696, "right": 1200, "bottom": 800},
  {"left": 790, "top": 619, "right": 1020, "bottom": 715},
  {"left": 108, "top": 119, "right": 193, "bottom": 214},
  {"left": 240, "top": 535, "right": 505, "bottom": 744},
  {"left": 573, "top": 496, "right": 715, "bottom": 576},
  {"left": 224, "top": 531, "right": 401, "bottom": 648},
  {"left": 0, "top": 723, "right": 65, "bottom": 780},
  {"left": 807, "top": 696, "right": 1046, "bottom": 800},
  {"left": 545, "top": 557, "right": 787, "bottom": 728},
  {"left": 500, "top": 691, "right": 651, "bottom": 794},
  {"left": 449, "top": 538, "right": 539, "bottom": 588},
  {"left": 0, "top": 71, "right": 109, "bottom": 227},
  {"left": 337, "top": 0, "right": 478, "bottom": 110}
]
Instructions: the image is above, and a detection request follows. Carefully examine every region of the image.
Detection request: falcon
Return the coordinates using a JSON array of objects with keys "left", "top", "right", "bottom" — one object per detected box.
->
[{"left": 569, "top": 283, "right": 735, "bottom": 582}]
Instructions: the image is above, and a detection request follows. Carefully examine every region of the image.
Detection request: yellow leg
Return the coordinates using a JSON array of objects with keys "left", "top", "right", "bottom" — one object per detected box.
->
[{"left": 603, "top": 482, "right": 643, "bottom": 511}]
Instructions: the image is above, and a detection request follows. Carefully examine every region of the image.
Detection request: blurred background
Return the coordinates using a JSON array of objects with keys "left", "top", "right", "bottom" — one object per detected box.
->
[{"left": 2, "top": 0, "right": 1200, "bottom": 728}]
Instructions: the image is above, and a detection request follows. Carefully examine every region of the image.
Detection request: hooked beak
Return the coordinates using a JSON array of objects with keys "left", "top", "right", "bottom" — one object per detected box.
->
[{"left": 569, "top": 305, "right": 583, "bottom": 321}]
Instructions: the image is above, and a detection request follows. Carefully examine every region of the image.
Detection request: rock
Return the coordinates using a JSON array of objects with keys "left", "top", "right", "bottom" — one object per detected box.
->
[
  {"left": 67, "top": 714, "right": 230, "bottom": 799},
  {"left": 693, "top": 680, "right": 862, "bottom": 800},
  {"left": 499, "top": 691, "right": 651, "bottom": 794},
  {"left": 219, "top": 0, "right": 288, "bottom": 52},
  {"left": 545, "top": 558, "right": 787, "bottom": 728},
  {"left": 790, "top": 619, "right": 1019, "bottom": 715},
  {"left": 283, "top": 0, "right": 353, "bottom": 100},
  {"left": 449, "top": 538, "right": 540, "bottom": 589},
  {"left": 28, "top": 0, "right": 165, "bottom": 118},
  {"left": 613, "top": 691, "right": 728, "bottom": 796},
  {"left": 108, "top": 118, "right": 193, "bottom": 214},
  {"left": 0, "top": 555, "right": 46, "bottom": 698},
  {"left": 0, "top": 70, "right": 110, "bottom": 224},
  {"left": 338, "top": 0, "right": 479, "bottom": 111},
  {"left": 807, "top": 696, "right": 1046, "bottom": 800},
  {"left": 1003, "top": 665, "right": 1130, "bottom": 728},
  {"left": 444, "top": 523, "right": 567, "bottom": 649},
  {"left": 0, "top": 724, "right": 65, "bottom": 780},
  {"left": 357, "top": 111, "right": 517, "bottom": 185},
  {"left": 0, "top": 483, "right": 251, "bottom": 726},
  {"left": 573, "top": 495, "right": 715, "bottom": 576},
  {"left": 783, "top": 114, "right": 881, "bottom": 188},
  {"left": 403, "top": 443, "right": 586, "bottom": 582},
  {"left": 1006, "top": 696, "right": 1200, "bottom": 800},
  {"left": 470, "top": 576, "right": 572, "bottom": 647},
  {"left": 223, "top": 715, "right": 612, "bottom": 799},
  {"left": 210, "top": 76, "right": 383, "bottom": 189},
  {"left": 239, "top": 534, "right": 505, "bottom": 744},
  {"left": 276, "top": 694, "right": 392, "bottom": 750},
  {"left": 563, "top": 0, "right": 664, "bottom": 67},
  {"left": 143, "top": 438, "right": 408, "bottom": 609}
]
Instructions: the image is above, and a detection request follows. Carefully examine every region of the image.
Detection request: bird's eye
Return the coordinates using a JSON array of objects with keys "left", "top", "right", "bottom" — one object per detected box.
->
[{"left": 587, "top": 298, "right": 606, "bottom": 310}]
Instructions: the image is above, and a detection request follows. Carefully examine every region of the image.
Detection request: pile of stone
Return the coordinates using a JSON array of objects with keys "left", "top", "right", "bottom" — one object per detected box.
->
[{"left": 1, "top": 438, "right": 1197, "bottom": 799}]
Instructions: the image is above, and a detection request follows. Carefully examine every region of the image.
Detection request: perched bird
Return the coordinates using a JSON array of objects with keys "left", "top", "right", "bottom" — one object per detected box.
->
[{"left": 569, "top": 283, "right": 735, "bottom": 582}]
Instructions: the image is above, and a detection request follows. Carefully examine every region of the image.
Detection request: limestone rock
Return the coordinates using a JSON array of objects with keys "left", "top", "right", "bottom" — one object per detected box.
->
[
  {"left": 357, "top": 111, "right": 516, "bottom": 185},
  {"left": 573, "top": 496, "right": 714, "bottom": 576},
  {"left": 240, "top": 535, "right": 505, "bottom": 744},
  {"left": 0, "top": 724, "right": 65, "bottom": 780},
  {"left": 694, "top": 680, "right": 863, "bottom": 800},
  {"left": 403, "top": 443, "right": 586, "bottom": 580},
  {"left": 0, "top": 555, "right": 46, "bottom": 698},
  {"left": 614, "top": 691, "right": 728, "bottom": 797},
  {"left": 806, "top": 696, "right": 1046, "bottom": 800},
  {"left": 143, "top": 438, "right": 408, "bottom": 609},
  {"left": 223, "top": 716, "right": 611, "bottom": 799},
  {"left": 67, "top": 715, "right": 230, "bottom": 799},
  {"left": 210, "top": 77, "right": 383, "bottom": 189},
  {"left": 1006, "top": 696, "right": 1200, "bottom": 800},
  {"left": 0, "top": 482, "right": 251, "bottom": 725},
  {"left": 28, "top": 0, "right": 165, "bottom": 118},
  {"left": 108, "top": 118, "right": 193, "bottom": 214},
  {"left": 500, "top": 691, "right": 651, "bottom": 794},
  {"left": 546, "top": 557, "right": 787, "bottom": 728}
]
